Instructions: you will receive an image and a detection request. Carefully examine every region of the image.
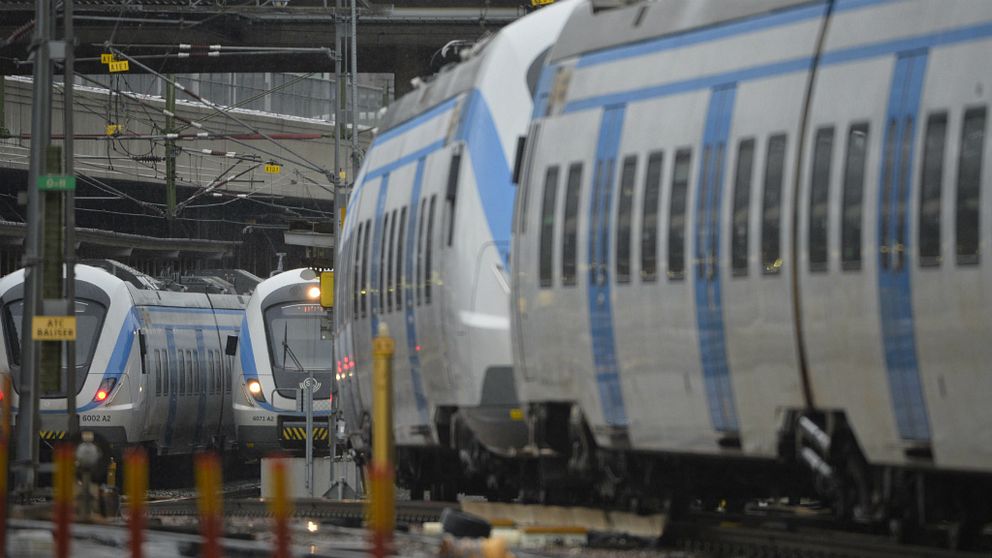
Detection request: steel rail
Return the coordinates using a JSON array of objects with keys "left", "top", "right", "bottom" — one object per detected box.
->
[
  {"left": 141, "top": 497, "right": 453, "bottom": 524},
  {"left": 662, "top": 519, "right": 988, "bottom": 558}
]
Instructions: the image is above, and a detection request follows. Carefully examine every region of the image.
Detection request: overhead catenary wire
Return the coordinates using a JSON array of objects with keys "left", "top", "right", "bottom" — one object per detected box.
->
[
  {"left": 108, "top": 47, "right": 335, "bottom": 179},
  {"left": 70, "top": 70, "right": 332, "bottom": 185}
]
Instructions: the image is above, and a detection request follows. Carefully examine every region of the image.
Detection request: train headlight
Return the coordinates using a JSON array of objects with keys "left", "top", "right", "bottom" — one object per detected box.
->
[
  {"left": 93, "top": 377, "right": 117, "bottom": 404},
  {"left": 307, "top": 286, "right": 321, "bottom": 300},
  {"left": 246, "top": 379, "right": 265, "bottom": 403}
]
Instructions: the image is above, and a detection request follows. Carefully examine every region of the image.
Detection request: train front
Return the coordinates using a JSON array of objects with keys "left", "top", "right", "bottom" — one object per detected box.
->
[
  {"left": 0, "top": 265, "right": 137, "bottom": 458},
  {"left": 233, "top": 269, "right": 335, "bottom": 455}
]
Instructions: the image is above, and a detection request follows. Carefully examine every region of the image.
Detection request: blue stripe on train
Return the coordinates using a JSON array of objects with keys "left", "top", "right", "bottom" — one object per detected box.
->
[
  {"left": 877, "top": 51, "right": 931, "bottom": 441},
  {"left": 694, "top": 86, "right": 740, "bottom": 433},
  {"left": 564, "top": 21, "right": 992, "bottom": 115},
  {"left": 349, "top": 90, "right": 515, "bottom": 267},
  {"left": 404, "top": 158, "right": 430, "bottom": 423},
  {"left": 587, "top": 105, "right": 628, "bottom": 428}
]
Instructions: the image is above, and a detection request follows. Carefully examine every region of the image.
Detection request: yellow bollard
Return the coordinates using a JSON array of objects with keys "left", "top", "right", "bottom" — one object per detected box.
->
[
  {"left": 195, "top": 452, "right": 223, "bottom": 558},
  {"left": 368, "top": 323, "right": 395, "bottom": 558},
  {"left": 267, "top": 456, "right": 292, "bottom": 558},
  {"left": 54, "top": 443, "right": 75, "bottom": 558},
  {"left": 124, "top": 447, "right": 148, "bottom": 558}
]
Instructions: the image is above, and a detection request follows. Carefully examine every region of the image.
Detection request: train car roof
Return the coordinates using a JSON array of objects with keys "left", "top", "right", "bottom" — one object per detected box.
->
[
  {"left": 127, "top": 283, "right": 246, "bottom": 310},
  {"left": 250, "top": 269, "right": 319, "bottom": 305},
  {"left": 376, "top": 0, "right": 578, "bottom": 135},
  {"left": 548, "top": 0, "right": 814, "bottom": 64}
]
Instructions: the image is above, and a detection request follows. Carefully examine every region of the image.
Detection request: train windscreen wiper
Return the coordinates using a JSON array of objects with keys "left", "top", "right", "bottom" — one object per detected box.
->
[{"left": 281, "top": 321, "right": 305, "bottom": 372}]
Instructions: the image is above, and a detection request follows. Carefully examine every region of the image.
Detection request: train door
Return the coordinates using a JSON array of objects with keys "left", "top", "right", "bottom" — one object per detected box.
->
[
  {"left": 907, "top": 2, "right": 992, "bottom": 471},
  {"left": 720, "top": 64, "right": 809, "bottom": 456},
  {"left": 798, "top": 3, "right": 947, "bottom": 466},
  {"left": 583, "top": 104, "right": 629, "bottom": 438},
  {"left": 399, "top": 157, "right": 432, "bottom": 437},
  {"left": 693, "top": 86, "right": 739, "bottom": 437}
]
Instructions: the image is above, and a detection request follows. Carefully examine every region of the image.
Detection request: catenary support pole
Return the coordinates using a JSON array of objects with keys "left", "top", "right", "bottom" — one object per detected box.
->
[
  {"left": 63, "top": 0, "right": 78, "bottom": 439},
  {"left": 165, "top": 74, "right": 177, "bottom": 224},
  {"left": 350, "top": 0, "right": 360, "bottom": 182},
  {"left": 15, "top": 0, "right": 54, "bottom": 495}
]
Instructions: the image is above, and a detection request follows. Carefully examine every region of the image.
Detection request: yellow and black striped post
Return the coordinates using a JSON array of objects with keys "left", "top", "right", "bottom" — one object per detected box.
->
[{"left": 368, "top": 323, "right": 395, "bottom": 558}]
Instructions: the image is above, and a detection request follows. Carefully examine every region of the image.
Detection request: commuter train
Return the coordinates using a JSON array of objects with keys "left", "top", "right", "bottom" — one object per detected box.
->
[
  {"left": 338, "top": 0, "right": 992, "bottom": 541},
  {"left": 333, "top": 0, "right": 579, "bottom": 497},
  {"left": 232, "top": 269, "right": 335, "bottom": 456},
  {"left": 0, "top": 264, "right": 246, "bottom": 462}
]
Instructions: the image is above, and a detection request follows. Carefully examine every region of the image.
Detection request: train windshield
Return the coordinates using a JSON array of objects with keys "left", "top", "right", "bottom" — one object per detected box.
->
[
  {"left": 264, "top": 302, "right": 332, "bottom": 371},
  {"left": 2, "top": 299, "right": 106, "bottom": 396}
]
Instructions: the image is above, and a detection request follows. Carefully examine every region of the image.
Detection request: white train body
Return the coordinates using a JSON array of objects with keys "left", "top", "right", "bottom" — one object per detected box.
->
[
  {"left": 232, "top": 269, "right": 334, "bottom": 455},
  {"left": 512, "top": 0, "right": 992, "bottom": 483},
  {"left": 0, "top": 265, "right": 245, "bottom": 455},
  {"left": 334, "top": 0, "right": 580, "bottom": 481}
]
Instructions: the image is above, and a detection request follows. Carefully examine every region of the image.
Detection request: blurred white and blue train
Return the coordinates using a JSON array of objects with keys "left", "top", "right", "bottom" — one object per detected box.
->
[
  {"left": 333, "top": 0, "right": 580, "bottom": 497},
  {"left": 0, "top": 264, "right": 245, "bottom": 462},
  {"left": 337, "top": 0, "right": 992, "bottom": 538},
  {"left": 231, "top": 269, "right": 335, "bottom": 456}
]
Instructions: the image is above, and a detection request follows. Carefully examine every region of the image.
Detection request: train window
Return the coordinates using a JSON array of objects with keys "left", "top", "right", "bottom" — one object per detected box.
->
[
  {"left": 761, "top": 134, "right": 787, "bottom": 274},
  {"left": 446, "top": 151, "right": 462, "bottom": 247},
  {"left": 732, "top": 138, "right": 755, "bottom": 276},
  {"left": 841, "top": 123, "right": 869, "bottom": 271},
  {"left": 178, "top": 351, "right": 186, "bottom": 396},
  {"left": 352, "top": 222, "right": 363, "bottom": 320},
  {"left": 956, "top": 106, "right": 985, "bottom": 265},
  {"left": 809, "top": 127, "right": 834, "bottom": 272},
  {"left": 561, "top": 163, "right": 583, "bottom": 286},
  {"left": 539, "top": 165, "right": 560, "bottom": 288},
  {"left": 396, "top": 207, "right": 407, "bottom": 309},
  {"left": 918, "top": 113, "right": 947, "bottom": 267},
  {"left": 641, "top": 151, "right": 663, "bottom": 282},
  {"left": 616, "top": 156, "right": 637, "bottom": 284},
  {"left": 223, "top": 352, "right": 230, "bottom": 393},
  {"left": 361, "top": 219, "right": 371, "bottom": 318},
  {"left": 379, "top": 212, "right": 390, "bottom": 314},
  {"left": 386, "top": 209, "right": 396, "bottom": 313},
  {"left": 154, "top": 349, "right": 162, "bottom": 396},
  {"left": 186, "top": 351, "right": 194, "bottom": 395},
  {"left": 416, "top": 198, "right": 426, "bottom": 306},
  {"left": 425, "top": 195, "right": 437, "bottom": 304},
  {"left": 668, "top": 149, "right": 692, "bottom": 280}
]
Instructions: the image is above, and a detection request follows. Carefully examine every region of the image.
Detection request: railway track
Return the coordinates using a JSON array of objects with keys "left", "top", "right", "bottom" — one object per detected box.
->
[
  {"left": 142, "top": 497, "right": 453, "bottom": 525},
  {"left": 662, "top": 518, "right": 989, "bottom": 558}
]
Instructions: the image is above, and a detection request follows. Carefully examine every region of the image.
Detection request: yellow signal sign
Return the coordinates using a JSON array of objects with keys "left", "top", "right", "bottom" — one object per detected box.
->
[
  {"left": 105, "top": 124, "right": 121, "bottom": 136},
  {"left": 319, "top": 271, "right": 334, "bottom": 309},
  {"left": 108, "top": 60, "right": 130, "bottom": 73},
  {"left": 101, "top": 53, "right": 114, "bottom": 64},
  {"left": 32, "top": 316, "right": 77, "bottom": 341},
  {"left": 264, "top": 163, "right": 282, "bottom": 174}
]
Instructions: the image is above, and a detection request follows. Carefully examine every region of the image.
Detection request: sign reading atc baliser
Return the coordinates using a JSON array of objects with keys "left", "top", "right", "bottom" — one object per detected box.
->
[{"left": 32, "top": 316, "right": 77, "bottom": 341}]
